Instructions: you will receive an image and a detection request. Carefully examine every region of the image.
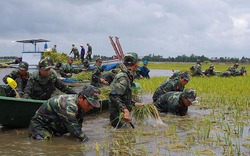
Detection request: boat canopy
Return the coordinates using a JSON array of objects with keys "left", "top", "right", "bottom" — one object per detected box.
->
[
  {"left": 16, "top": 39, "right": 50, "bottom": 44},
  {"left": 16, "top": 39, "right": 50, "bottom": 65}
]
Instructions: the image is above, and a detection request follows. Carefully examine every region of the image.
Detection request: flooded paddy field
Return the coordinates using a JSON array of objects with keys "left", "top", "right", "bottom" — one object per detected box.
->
[{"left": 0, "top": 67, "right": 250, "bottom": 155}]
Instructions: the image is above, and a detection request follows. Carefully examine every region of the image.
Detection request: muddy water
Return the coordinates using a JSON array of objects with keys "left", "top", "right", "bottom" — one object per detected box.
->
[{"left": 0, "top": 68, "right": 249, "bottom": 155}]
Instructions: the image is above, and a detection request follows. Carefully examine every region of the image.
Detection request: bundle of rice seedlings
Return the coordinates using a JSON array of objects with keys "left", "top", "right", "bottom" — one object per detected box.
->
[
  {"left": 72, "top": 72, "right": 92, "bottom": 80},
  {"left": 132, "top": 103, "right": 164, "bottom": 126}
]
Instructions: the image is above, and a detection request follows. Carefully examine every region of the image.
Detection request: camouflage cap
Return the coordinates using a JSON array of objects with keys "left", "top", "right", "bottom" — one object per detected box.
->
[
  {"left": 38, "top": 59, "right": 53, "bottom": 70},
  {"left": 79, "top": 85, "right": 100, "bottom": 108},
  {"left": 182, "top": 88, "right": 196, "bottom": 103},
  {"left": 180, "top": 72, "right": 190, "bottom": 82},
  {"left": 44, "top": 56, "right": 54, "bottom": 65},
  {"left": 18, "top": 61, "right": 29, "bottom": 70},
  {"left": 68, "top": 57, "right": 74, "bottom": 60},
  {"left": 123, "top": 52, "right": 139, "bottom": 66},
  {"left": 234, "top": 63, "right": 239, "bottom": 66},
  {"left": 210, "top": 64, "right": 214, "bottom": 68}
]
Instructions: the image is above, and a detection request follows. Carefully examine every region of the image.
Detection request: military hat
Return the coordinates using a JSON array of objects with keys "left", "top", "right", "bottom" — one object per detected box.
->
[
  {"left": 96, "top": 58, "right": 102, "bottom": 63},
  {"left": 44, "top": 56, "right": 54, "bottom": 65},
  {"left": 143, "top": 60, "right": 148, "bottom": 65},
  {"left": 182, "top": 88, "right": 196, "bottom": 103},
  {"left": 38, "top": 59, "right": 53, "bottom": 70},
  {"left": 79, "top": 85, "right": 100, "bottom": 108},
  {"left": 234, "top": 63, "right": 239, "bottom": 66},
  {"left": 68, "top": 57, "right": 74, "bottom": 60},
  {"left": 123, "top": 52, "right": 139, "bottom": 66},
  {"left": 180, "top": 72, "right": 190, "bottom": 82},
  {"left": 18, "top": 61, "right": 29, "bottom": 70}
]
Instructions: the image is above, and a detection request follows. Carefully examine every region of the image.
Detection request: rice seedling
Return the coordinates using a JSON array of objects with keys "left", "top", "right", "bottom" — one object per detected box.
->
[
  {"left": 131, "top": 103, "right": 164, "bottom": 126},
  {"left": 72, "top": 71, "right": 92, "bottom": 80}
]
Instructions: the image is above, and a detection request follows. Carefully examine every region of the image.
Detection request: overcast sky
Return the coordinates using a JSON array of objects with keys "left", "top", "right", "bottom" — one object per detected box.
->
[{"left": 1, "top": 0, "right": 250, "bottom": 58}]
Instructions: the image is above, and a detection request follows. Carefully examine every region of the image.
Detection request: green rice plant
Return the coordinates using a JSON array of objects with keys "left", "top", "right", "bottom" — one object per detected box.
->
[
  {"left": 131, "top": 104, "right": 164, "bottom": 125},
  {"left": 72, "top": 71, "right": 92, "bottom": 80}
]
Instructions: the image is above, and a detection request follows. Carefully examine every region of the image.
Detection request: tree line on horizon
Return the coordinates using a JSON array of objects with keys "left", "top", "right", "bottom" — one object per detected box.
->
[
  {"left": 140, "top": 54, "right": 249, "bottom": 63},
  {"left": 0, "top": 54, "right": 249, "bottom": 63}
]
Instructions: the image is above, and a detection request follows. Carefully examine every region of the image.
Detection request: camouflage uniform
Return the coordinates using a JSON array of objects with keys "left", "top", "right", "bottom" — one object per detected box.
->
[
  {"left": 28, "top": 85, "right": 101, "bottom": 141},
  {"left": 91, "top": 63, "right": 103, "bottom": 87},
  {"left": 101, "top": 70, "right": 117, "bottom": 84},
  {"left": 69, "top": 44, "right": 80, "bottom": 60},
  {"left": 204, "top": 65, "right": 216, "bottom": 76},
  {"left": 226, "top": 63, "right": 239, "bottom": 75},
  {"left": 23, "top": 59, "right": 76, "bottom": 100},
  {"left": 59, "top": 62, "right": 81, "bottom": 78},
  {"left": 82, "top": 59, "right": 90, "bottom": 70},
  {"left": 109, "top": 53, "right": 138, "bottom": 128},
  {"left": 234, "top": 66, "right": 247, "bottom": 76},
  {"left": 190, "top": 61, "right": 204, "bottom": 76},
  {"left": 2, "top": 61, "right": 30, "bottom": 97},
  {"left": 153, "top": 78, "right": 185, "bottom": 102},
  {"left": 154, "top": 88, "right": 196, "bottom": 116}
]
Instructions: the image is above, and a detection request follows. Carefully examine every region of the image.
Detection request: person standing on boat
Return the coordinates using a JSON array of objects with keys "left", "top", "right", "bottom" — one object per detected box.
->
[
  {"left": 23, "top": 59, "right": 77, "bottom": 100},
  {"left": 2, "top": 61, "right": 31, "bottom": 97},
  {"left": 86, "top": 43, "right": 92, "bottom": 61},
  {"left": 59, "top": 57, "right": 82, "bottom": 78},
  {"left": 80, "top": 45, "right": 85, "bottom": 63},
  {"left": 152, "top": 72, "right": 190, "bottom": 102},
  {"left": 136, "top": 60, "right": 150, "bottom": 79},
  {"left": 70, "top": 44, "right": 80, "bottom": 60},
  {"left": 52, "top": 45, "right": 57, "bottom": 52},
  {"left": 28, "top": 85, "right": 100, "bottom": 141},
  {"left": 154, "top": 88, "right": 196, "bottom": 116},
  {"left": 91, "top": 58, "right": 108, "bottom": 87},
  {"left": 109, "top": 52, "right": 142, "bottom": 128}
]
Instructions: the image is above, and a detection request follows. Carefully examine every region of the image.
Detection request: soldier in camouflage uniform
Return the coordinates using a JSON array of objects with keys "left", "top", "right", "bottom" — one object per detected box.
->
[
  {"left": 91, "top": 58, "right": 108, "bottom": 87},
  {"left": 154, "top": 88, "right": 197, "bottom": 116},
  {"left": 234, "top": 66, "right": 247, "bottom": 76},
  {"left": 204, "top": 64, "right": 216, "bottom": 76},
  {"left": 109, "top": 52, "right": 142, "bottom": 128},
  {"left": 226, "top": 63, "right": 239, "bottom": 75},
  {"left": 59, "top": 57, "right": 82, "bottom": 78},
  {"left": 220, "top": 63, "right": 239, "bottom": 77},
  {"left": 152, "top": 72, "right": 190, "bottom": 102},
  {"left": 28, "top": 85, "right": 100, "bottom": 141},
  {"left": 69, "top": 44, "right": 80, "bottom": 60},
  {"left": 2, "top": 61, "right": 31, "bottom": 97},
  {"left": 190, "top": 60, "right": 205, "bottom": 76},
  {"left": 101, "top": 69, "right": 118, "bottom": 85},
  {"left": 23, "top": 59, "right": 77, "bottom": 100}
]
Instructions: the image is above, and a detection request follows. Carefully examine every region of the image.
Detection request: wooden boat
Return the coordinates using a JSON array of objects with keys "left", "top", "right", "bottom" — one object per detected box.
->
[{"left": 0, "top": 85, "right": 109, "bottom": 127}]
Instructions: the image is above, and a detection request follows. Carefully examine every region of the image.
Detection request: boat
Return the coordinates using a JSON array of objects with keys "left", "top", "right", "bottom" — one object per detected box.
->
[{"left": 59, "top": 77, "right": 90, "bottom": 87}]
